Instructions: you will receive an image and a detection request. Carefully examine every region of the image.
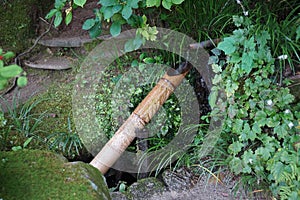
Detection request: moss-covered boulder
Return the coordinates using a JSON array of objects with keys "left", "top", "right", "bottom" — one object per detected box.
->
[{"left": 0, "top": 150, "right": 111, "bottom": 200}]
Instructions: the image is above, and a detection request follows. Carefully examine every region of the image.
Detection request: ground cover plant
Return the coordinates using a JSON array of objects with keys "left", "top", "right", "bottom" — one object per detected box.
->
[{"left": 207, "top": 16, "right": 300, "bottom": 199}]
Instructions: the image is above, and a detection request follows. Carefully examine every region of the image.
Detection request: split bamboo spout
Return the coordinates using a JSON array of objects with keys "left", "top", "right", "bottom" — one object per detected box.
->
[{"left": 90, "top": 62, "right": 192, "bottom": 174}]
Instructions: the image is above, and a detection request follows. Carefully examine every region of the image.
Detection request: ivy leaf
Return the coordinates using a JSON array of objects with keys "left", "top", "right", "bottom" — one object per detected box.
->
[
  {"left": 244, "top": 36, "right": 255, "bottom": 50},
  {"left": 233, "top": 119, "right": 243, "bottom": 133},
  {"left": 218, "top": 37, "right": 236, "bottom": 55},
  {"left": 266, "top": 117, "right": 280, "bottom": 128},
  {"left": 255, "top": 147, "right": 271, "bottom": 161},
  {"left": 212, "top": 74, "right": 222, "bottom": 84},
  {"left": 232, "top": 15, "right": 244, "bottom": 27},
  {"left": 208, "top": 89, "right": 218, "bottom": 109},
  {"left": 241, "top": 51, "right": 254, "bottom": 75},
  {"left": 252, "top": 123, "right": 261, "bottom": 134},
  {"left": 274, "top": 125, "right": 288, "bottom": 139},
  {"left": 229, "top": 53, "right": 241, "bottom": 63},
  {"left": 229, "top": 141, "right": 244, "bottom": 155},
  {"left": 82, "top": 19, "right": 95, "bottom": 30},
  {"left": 110, "top": 21, "right": 121, "bottom": 37},
  {"left": 229, "top": 157, "right": 243, "bottom": 174},
  {"left": 254, "top": 111, "right": 267, "bottom": 127},
  {"left": 232, "top": 29, "right": 246, "bottom": 43},
  {"left": 248, "top": 130, "right": 256, "bottom": 141},
  {"left": 228, "top": 104, "right": 237, "bottom": 119},
  {"left": 211, "top": 64, "right": 222, "bottom": 73},
  {"left": 257, "top": 31, "right": 270, "bottom": 47},
  {"left": 271, "top": 161, "right": 285, "bottom": 182},
  {"left": 74, "top": 0, "right": 86, "bottom": 7},
  {"left": 242, "top": 150, "right": 255, "bottom": 165}
]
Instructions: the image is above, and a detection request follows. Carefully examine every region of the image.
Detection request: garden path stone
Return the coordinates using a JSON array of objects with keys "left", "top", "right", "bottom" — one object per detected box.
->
[{"left": 24, "top": 53, "right": 77, "bottom": 70}]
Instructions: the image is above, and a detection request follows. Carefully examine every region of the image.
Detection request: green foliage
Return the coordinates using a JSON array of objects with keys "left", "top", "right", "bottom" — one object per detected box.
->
[
  {"left": 11, "top": 136, "right": 34, "bottom": 151},
  {"left": 146, "top": 0, "right": 184, "bottom": 10},
  {"left": 161, "top": 0, "right": 238, "bottom": 40},
  {"left": 209, "top": 16, "right": 300, "bottom": 199},
  {"left": 1, "top": 96, "right": 47, "bottom": 138},
  {"left": 46, "top": 117, "right": 83, "bottom": 158},
  {"left": 0, "top": 49, "right": 27, "bottom": 90},
  {"left": 46, "top": 0, "right": 185, "bottom": 50},
  {"left": 95, "top": 53, "right": 181, "bottom": 152},
  {"left": 247, "top": 2, "right": 300, "bottom": 80},
  {"left": 0, "top": 96, "right": 48, "bottom": 151}
]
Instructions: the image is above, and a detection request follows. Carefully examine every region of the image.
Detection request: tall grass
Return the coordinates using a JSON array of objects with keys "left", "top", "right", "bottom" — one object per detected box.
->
[
  {"left": 161, "top": 0, "right": 240, "bottom": 41},
  {"left": 248, "top": 2, "right": 300, "bottom": 80}
]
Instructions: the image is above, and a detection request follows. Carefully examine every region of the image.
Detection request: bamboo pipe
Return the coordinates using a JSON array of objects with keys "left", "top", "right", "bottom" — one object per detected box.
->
[{"left": 90, "top": 62, "right": 192, "bottom": 174}]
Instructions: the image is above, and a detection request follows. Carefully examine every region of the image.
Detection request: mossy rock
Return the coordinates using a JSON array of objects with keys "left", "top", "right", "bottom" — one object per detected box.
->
[
  {"left": 0, "top": 149, "right": 111, "bottom": 200},
  {"left": 127, "top": 177, "right": 166, "bottom": 199},
  {"left": 0, "top": 0, "right": 53, "bottom": 53}
]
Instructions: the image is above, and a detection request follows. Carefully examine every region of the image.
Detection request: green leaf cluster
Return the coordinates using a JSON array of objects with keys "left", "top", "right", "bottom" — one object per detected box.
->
[
  {"left": 46, "top": 0, "right": 185, "bottom": 50},
  {"left": 0, "top": 49, "right": 27, "bottom": 90},
  {"left": 209, "top": 16, "right": 300, "bottom": 199},
  {"left": 46, "top": 0, "right": 83, "bottom": 27},
  {"left": 146, "top": 0, "right": 184, "bottom": 10}
]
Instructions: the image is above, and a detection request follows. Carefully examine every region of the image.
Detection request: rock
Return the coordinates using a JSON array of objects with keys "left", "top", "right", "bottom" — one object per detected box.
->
[
  {"left": 111, "top": 177, "right": 166, "bottom": 200},
  {"left": 24, "top": 55, "right": 75, "bottom": 70},
  {"left": 162, "top": 168, "right": 194, "bottom": 191},
  {"left": 0, "top": 150, "right": 111, "bottom": 200},
  {"left": 110, "top": 191, "right": 128, "bottom": 200},
  {"left": 38, "top": 35, "right": 111, "bottom": 48},
  {"left": 38, "top": 36, "right": 95, "bottom": 48}
]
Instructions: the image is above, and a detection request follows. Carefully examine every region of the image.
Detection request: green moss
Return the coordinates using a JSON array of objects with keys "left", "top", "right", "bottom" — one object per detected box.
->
[
  {"left": 0, "top": 0, "right": 53, "bottom": 53},
  {"left": 0, "top": 149, "right": 111, "bottom": 200},
  {"left": 28, "top": 76, "right": 74, "bottom": 136}
]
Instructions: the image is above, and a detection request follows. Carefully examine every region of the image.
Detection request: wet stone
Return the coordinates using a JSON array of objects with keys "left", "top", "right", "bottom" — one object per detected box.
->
[{"left": 162, "top": 167, "right": 194, "bottom": 191}]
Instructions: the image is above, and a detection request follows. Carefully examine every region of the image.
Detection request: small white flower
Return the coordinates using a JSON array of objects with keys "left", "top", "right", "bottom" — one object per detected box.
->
[
  {"left": 266, "top": 99, "right": 273, "bottom": 106},
  {"left": 244, "top": 11, "right": 249, "bottom": 16},
  {"left": 249, "top": 159, "right": 253, "bottom": 164},
  {"left": 288, "top": 122, "right": 294, "bottom": 129},
  {"left": 284, "top": 109, "right": 291, "bottom": 114},
  {"left": 278, "top": 55, "right": 288, "bottom": 60}
]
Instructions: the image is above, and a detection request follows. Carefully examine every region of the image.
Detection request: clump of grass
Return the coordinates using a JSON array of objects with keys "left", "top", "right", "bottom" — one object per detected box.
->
[
  {"left": 0, "top": 94, "right": 47, "bottom": 150},
  {"left": 46, "top": 116, "right": 83, "bottom": 158},
  {"left": 160, "top": 0, "right": 239, "bottom": 41},
  {"left": 249, "top": 2, "right": 300, "bottom": 80}
]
